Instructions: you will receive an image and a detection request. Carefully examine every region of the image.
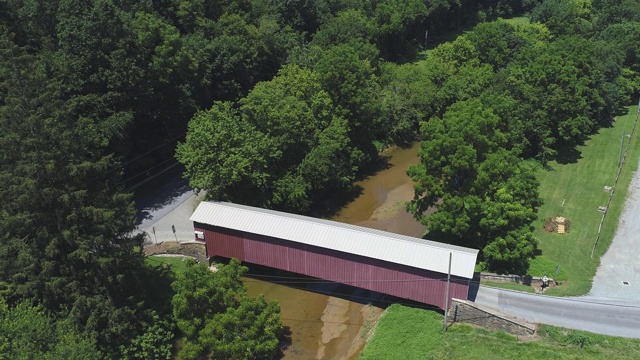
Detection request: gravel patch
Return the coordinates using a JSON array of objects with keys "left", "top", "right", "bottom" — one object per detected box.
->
[{"left": 588, "top": 157, "right": 640, "bottom": 300}]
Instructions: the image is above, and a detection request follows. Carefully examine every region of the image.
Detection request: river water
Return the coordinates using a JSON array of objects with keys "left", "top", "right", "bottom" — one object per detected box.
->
[{"left": 244, "top": 143, "right": 426, "bottom": 359}]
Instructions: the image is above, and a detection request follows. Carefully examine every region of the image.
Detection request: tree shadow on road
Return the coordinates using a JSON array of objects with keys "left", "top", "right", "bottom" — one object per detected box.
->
[{"left": 134, "top": 174, "right": 192, "bottom": 225}]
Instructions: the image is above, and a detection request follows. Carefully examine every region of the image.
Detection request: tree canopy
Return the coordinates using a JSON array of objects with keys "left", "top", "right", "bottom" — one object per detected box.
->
[
  {"left": 403, "top": 6, "right": 633, "bottom": 271},
  {"left": 1, "top": 0, "right": 638, "bottom": 356},
  {"left": 177, "top": 65, "right": 358, "bottom": 213},
  {"left": 407, "top": 100, "right": 541, "bottom": 272},
  {"left": 0, "top": 298, "right": 100, "bottom": 360},
  {"left": 172, "top": 259, "right": 282, "bottom": 360}
]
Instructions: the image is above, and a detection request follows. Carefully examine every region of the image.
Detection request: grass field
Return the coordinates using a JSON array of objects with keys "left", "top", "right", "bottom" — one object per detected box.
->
[
  {"left": 359, "top": 305, "right": 640, "bottom": 360},
  {"left": 523, "top": 106, "right": 640, "bottom": 296},
  {"left": 146, "top": 255, "right": 189, "bottom": 274},
  {"left": 480, "top": 281, "right": 535, "bottom": 293}
]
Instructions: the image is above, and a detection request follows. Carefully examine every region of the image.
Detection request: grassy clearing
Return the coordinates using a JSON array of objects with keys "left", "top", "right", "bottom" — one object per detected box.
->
[
  {"left": 146, "top": 255, "right": 189, "bottom": 274},
  {"left": 481, "top": 281, "right": 535, "bottom": 293},
  {"left": 504, "top": 16, "right": 530, "bottom": 25},
  {"left": 360, "top": 305, "right": 640, "bottom": 360},
  {"left": 525, "top": 106, "right": 640, "bottom": 296}
]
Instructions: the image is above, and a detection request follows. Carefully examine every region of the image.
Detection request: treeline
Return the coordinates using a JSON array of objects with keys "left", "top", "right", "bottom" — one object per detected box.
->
[
  {"left": 1, "top": 0, "right": 524, "bottom": 179},
  {"left": 408, "top": 0, "right": 639, "bottom": 273},
  {"left": 5, "top": 0, "right": 634, "bottom": 357},
  {"left": 177, "top": 1, "right": 639, "bottom": 272},
  {"left": 176, "top": 0, "right": 534, "bottom": 213},
  {"left": 179, "top": 0, "right": 640, "bottom": 273},
  {"left": 0, "top": 0, "right": 527, "bottom": 358}
]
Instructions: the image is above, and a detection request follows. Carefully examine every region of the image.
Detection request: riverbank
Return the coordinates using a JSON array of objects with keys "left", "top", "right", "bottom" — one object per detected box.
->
[
  {"left": 143, "top": 144, "right": 426, "bottom": 359},
  {"left": 332, "top": 142, "right": 426, "bottom": 238},
  {"left": 248, "top": 143, "right": 425, "bottom": 359},
  {"left": 359, "top": 304, "right": 640, "bottom": 360}
]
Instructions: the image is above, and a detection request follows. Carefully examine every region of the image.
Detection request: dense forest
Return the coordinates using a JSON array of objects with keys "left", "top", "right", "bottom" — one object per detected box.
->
[{"left": 1, "top": 0, "right": 639, "bottom": 358}]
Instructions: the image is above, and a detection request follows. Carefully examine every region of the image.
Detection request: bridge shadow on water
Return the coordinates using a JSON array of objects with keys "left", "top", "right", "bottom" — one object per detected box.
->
[{"left": 232, "top": 260, "right": 444, "bottom": 314}]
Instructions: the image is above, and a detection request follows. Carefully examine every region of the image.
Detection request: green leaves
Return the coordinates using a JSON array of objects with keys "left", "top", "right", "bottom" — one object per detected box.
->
[
  {"left": 0, "top": 298, "right": 100, "bottom": 360},
  {"left": 178, "top": 65, "right": 359, "bottom": 213},
  {"left": 172, "top": 260, "right": 282, "bottom": 360},
  {"left": 409, "top": 100, "right": 541, "bottom": 273},
  {"left": 176, "top": 102, "right": 271, "bottom": 206},
  {"left": 199, "top": 295, "right": 281, "bottom": 360}
]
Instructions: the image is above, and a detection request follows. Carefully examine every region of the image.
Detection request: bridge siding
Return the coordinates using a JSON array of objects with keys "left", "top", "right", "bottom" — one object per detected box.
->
[{"left": 197, "top": 222, "right": 469, "bottom": 310}]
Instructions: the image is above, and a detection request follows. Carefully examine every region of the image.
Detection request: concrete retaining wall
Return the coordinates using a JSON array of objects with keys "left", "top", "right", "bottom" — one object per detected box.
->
[
  {"left": 480, "top": 273, "right": 556, "bottom": 288},
  {"left": 448, "top": 298, "right": 536, "bottom": 336}
]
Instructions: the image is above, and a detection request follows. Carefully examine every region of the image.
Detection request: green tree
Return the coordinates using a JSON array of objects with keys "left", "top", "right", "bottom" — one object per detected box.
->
[
  {"left": 242, "top": 65, "right": 358, "bottom": 211},
  {"left": 0, "top": 30, "right": 155, "bottom": 356},
  {"left": 503, "top": 36, "right": 625, "bottom": 159},
  {"left": 530, "top": 0, "right": 592, "bottom": 36},
  {"left": 598, "top": 22, "right": 640, "bottom": 96},
  {"left": 177, "top": 69, "right": 359, "bottom": 213},
  {"left": 172, "top": 259, "right": 282, "bottom": 360},
  {"left": 175, "top": 101, "right": 272, "bottom": 207},
  {"left": 465, "top": 20, "right": 532, "bottom": 70},
  {"left": 209, "top": 12, "right": 299, "bottom": 100},
  {"left": 120, "top": 312, "right": 174, "bottom": 360},
  {"left": 378, "top": 62, "right": 438, "bottom": 145},
  {"left": 0, "top": 298, "right": 100, "bottom": 360},
  {"left": 311, "top": 9, "right": 377, "bottom": 48},
  {"left": 197, "top": 295, "right": 281, "bottom": 360},
  {"left": 407, "top": 100, "right": 541, "bottom": 272},
  {"left": 372, "top": 0, "right": 429, "bottom": 61},
  {"left": 592, "top": 0, "right": 640, "bottom": 32},
  {"left": 425, "top": 35, "right": 494, "bottom": 117},
  {"left": 311, "top": 41, "right": 381, "bottom": 159},
  {"left": 268, "top": 0, "right": 331, "bottom": 38}
]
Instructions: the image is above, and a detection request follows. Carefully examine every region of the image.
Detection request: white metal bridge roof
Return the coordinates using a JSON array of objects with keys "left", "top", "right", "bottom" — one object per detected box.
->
[{"left": 191, "top": 201, "right": 479, "bottom": 279}]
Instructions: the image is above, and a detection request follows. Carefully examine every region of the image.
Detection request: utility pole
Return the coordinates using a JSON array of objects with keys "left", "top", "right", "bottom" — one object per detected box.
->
[
  {"left": 619, "top": 132, "right": 630, "bottom": 167},
  {"left": 425, "top": 29, "right": 429, "bottom": 50},
  {"left": 152, "top": 226, "right": 157, "bottom": 244},
  {"left": 443, "top": 252, "right": 452, "bottom": 331}
]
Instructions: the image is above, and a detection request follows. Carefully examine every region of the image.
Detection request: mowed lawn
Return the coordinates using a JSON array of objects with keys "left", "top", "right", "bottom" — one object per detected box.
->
[
  {"left": 359, "top": 305, "right": 640, "bottom": 360},
  {"left": 528, "top": 106, "right": 640, "bottom": 296},
  {"left": 146, "top": 255, "right": 190, "bottom": 274}
]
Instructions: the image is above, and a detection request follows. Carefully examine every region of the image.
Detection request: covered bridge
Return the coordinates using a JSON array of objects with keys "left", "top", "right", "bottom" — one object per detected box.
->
[{"left": 190, "top": 201, "right": 479, "bottom": 310}]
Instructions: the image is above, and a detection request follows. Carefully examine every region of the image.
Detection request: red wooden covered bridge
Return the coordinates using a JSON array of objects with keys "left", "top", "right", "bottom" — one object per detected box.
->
[{"left": 190, "top": 201, "right": 479, "bottom": 310}]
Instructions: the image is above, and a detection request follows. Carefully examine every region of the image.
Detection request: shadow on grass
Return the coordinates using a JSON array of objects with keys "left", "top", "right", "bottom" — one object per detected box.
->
[{"left": 553, "top": 142, "right": 583, "bottom": 165}]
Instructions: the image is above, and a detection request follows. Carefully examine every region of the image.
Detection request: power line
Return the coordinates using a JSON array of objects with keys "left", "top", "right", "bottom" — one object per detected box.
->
[
  {"left": 124, "top": 161, "right": 181, "bottom": 193},
  {"left": 243, "top": 275, "right": 452, "bottom": 284},
  {"left": 117, "top": 133, "right": 186, "bottom": 170},
  {"left": 117, "top": 157, "right": 177, "bottom": 185},
  {"left": 83, "top": 132, "right": 185, "bottom": 186},
  {"left": 243, "top": 273, "right": 640, "bottom": 309}
]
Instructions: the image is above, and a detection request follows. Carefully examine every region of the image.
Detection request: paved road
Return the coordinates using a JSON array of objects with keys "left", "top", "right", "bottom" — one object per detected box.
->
[
  {"left": 473, "top": 286, "right": 640, "bottom": 338},
  {"left": 472, "top": 154, "right": 640, "bottom": 338},
  {"left": 137, "top": 161, "right": 640, "bottom": 338},
  {"left": 134, "top": 175, "right": 201, "bottom": 244},
  {"left": 137, "top": 193, "right": 199, "bottom": 244}
]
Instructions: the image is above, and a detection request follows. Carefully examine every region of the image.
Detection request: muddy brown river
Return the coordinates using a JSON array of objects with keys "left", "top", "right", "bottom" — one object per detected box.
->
[{"left": 244, "top": 143, "right": 426, "bottom": 359}]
